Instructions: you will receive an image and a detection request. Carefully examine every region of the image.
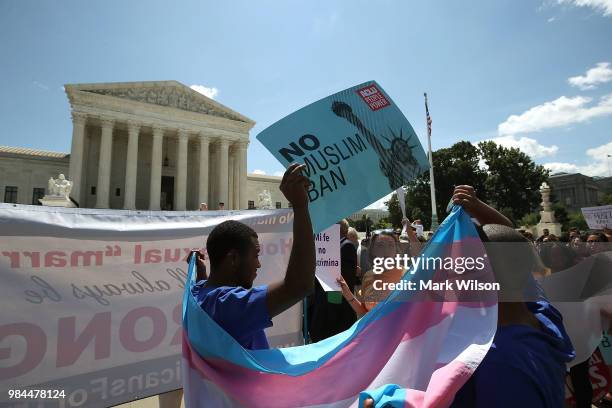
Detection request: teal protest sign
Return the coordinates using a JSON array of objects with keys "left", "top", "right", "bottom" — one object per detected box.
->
[{"left": 256, "top": 81, "right": 429, "bottom": 232}]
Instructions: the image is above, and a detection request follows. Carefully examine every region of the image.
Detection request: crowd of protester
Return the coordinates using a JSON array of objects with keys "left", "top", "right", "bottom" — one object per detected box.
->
[
  {"left": 186, "top": 166, "right": 612, "bottom": 407},
  {"left": 516, "top": 226, "right": 612, "bottom": 407}
]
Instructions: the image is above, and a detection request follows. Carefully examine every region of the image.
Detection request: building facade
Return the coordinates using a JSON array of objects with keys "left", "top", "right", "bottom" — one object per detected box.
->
[
  {"left": 347, "top": 208, "right": 389, "bottom": 224},
  {"left": 0, "top": 147, "right": 70, "bottom": 205},
  {"left": 548, "top": 172, "right": 612, "bottom": 212},
  {"left": 0, "top": 81, "right": 290, "bottom": 210}
]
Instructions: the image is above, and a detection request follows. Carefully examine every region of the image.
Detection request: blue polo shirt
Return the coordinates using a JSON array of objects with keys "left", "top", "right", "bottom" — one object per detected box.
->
[
  {"left": 191, "top": 281, "right": 273, "bottom": 350},
  {"left": 451, "top": 300, "right": 575, "bottom": 408}
]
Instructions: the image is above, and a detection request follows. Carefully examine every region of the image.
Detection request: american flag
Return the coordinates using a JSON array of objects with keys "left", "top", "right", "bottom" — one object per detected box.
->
[{"left": 424, "top": 92, "right": 432, "bottom": 137}]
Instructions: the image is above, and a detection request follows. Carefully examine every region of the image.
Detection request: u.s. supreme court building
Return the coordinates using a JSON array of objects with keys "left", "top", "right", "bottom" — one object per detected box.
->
[{"left": 0, "top": 81, "right": 288, "bottom": 210}]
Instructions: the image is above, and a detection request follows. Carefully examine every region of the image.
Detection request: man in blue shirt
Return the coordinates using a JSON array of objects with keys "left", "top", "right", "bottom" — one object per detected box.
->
[
  {"left": 363, "top": 186, "right": 575, "bottom": 408},
  {"left": 191, "top": 163, "right": 315, "bottom": 350},
  {"left": 450, "top": 187, "right": 575, "bottom": 408}
]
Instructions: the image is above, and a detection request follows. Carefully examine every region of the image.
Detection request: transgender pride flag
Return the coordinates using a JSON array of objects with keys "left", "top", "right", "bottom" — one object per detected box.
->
[{"left": 182, "top": 206, "right": 497, "bottom": 408}]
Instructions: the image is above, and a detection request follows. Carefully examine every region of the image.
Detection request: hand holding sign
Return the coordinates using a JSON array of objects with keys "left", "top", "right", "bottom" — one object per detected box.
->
[
  {"left": 257, "top": 81, "right": 429, "bottom": 232},
  {"left": 280, "top": 163, "right": 310, "bottom": 210}
]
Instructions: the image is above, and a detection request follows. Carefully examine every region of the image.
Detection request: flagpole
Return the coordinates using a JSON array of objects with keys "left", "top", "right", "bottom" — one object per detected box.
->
[{"left": 425, "top": 93, "right": 439, "bottom": 231}]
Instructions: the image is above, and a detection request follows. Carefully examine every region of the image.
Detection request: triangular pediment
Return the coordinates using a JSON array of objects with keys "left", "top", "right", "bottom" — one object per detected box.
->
[{"left": 66, "top": 81, "right": 253, "bottom": 124}]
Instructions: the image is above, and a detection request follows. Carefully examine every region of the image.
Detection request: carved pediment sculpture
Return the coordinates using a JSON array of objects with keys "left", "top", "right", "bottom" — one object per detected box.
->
[{"left": 82, "top": 86, "right": 242, "bottom": 121}]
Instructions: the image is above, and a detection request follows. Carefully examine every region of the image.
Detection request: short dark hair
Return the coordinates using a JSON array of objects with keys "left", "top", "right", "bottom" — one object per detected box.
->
[
  {"left": 206, "top": 220, "right": 257, "bottom": 268},
  {"left": 587, "top": 231, "right": 609, "bottom": 242},
  {"left": 480, "top": 224, "right": 539, "bottom": 299}
]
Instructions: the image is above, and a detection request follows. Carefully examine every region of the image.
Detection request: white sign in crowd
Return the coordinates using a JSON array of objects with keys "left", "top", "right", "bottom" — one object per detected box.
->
[
  {"left": 313, "top": 224, "right": 341, "bottom": 292},
  {"left": 581, "top": 205, "right": 612, "bottom": 230}
]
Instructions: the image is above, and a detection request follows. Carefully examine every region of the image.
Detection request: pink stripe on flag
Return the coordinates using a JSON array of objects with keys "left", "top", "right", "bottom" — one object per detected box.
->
[
  {"left": 184, "top": 301, "right": 460, "bottom": 407},
  {"left": 419, "top": 360, "right": 474, "bottom": 408}
]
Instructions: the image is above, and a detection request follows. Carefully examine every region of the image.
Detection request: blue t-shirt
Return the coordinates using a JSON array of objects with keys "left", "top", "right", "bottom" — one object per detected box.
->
[
  {"left": 451, "top": 301, "right": 575, "bottom": 408},
  {"left": 191, "top": 281, "right": 273, "bottom": 350}
]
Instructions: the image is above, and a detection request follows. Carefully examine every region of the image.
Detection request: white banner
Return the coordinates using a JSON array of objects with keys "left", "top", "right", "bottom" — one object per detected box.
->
[
  {"left": 314, "top": 224, "right": 340, "bottom": 291},
  {"left": 0, "top": 204, "right": 301, "bottom": 407},
  {"left": 581, "top": 205, "right": 612, "bottom": 230}
]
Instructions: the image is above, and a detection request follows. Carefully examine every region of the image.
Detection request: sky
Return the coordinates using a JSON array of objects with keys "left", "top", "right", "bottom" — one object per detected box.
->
[{"left": 1, "top": 0, "right": 611, "bottom": 209}]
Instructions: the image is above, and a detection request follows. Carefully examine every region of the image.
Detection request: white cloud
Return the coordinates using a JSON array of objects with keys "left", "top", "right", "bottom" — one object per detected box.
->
[
  {"left": 568, "top": 62, "right": 612, "bottom": 90},
  {"left": 587, "top": 141, "right": 612, "bottom": 159},
  {"left": 252, "top": 169, "right": 266, "bottom": 175},
  {"left": 547, "top": 16, "right": 557, "bottom": 21},
  {"left": 543, "top": 162, "right": 581, "bottom": 173},
  {"left": 544, "top": 141, "right": 612, "bottom": 176},
  {"left": 484, "top": 135, "right": 559, "bottom": 158},
  {"left": 190, "top": 84, "right": 219, "bottom": 99},
  {"left": 498, "top": 94, "right": 612, "bottom": 136},
  {"left": 273, "top": 171, "right": 284, "bottom": 177},
  {"left": 558, "top": 0, "right": 612, "bottom": 16}
]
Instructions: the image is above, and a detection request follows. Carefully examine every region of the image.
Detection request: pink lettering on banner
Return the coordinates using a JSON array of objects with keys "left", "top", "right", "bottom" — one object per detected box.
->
[
  {"left": 0, "top": 304, "right": 182, "bottom": 379},
  {"left": 56, "top": 312, "right": 112, "bottom": 367},
  {"left": 0, "top": 323, "right": 47, "bottom": 380},
  {"left": 119, "top": 306, "right": 167, "bottom": 352},
  {"left": 356, "top": 84, "right": 390, "bottom": 111},
  {"left": 0, "top": 245, "right": 205, "bottom": 269}
]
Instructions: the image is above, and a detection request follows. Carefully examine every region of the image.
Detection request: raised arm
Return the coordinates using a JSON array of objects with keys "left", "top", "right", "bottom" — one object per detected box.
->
[
  {"left": 266, "top": 164, "right": 316, "bottom": 318},
  {"left": 337, "top": 276, "right": 368, "bottom": 318},
  {"left": 452, "top": 185, "right": 513, "bottom": 227},
  {"left": 186, "top": 250, "right": 208, "bottom": 281}
]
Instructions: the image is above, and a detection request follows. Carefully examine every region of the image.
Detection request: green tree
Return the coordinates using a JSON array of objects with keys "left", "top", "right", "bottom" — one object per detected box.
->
[
  {"left": 551, "top": 203, "right": 569, "bottom": 229},
  {"left": 519, "top": 212, "right": 540, "bottom": 227},
  {"left": 385, "top": 193, "right": 403, "bottom": 228},
  {"left": 394, "top": 140, "right": 550, "bottom": 228},
  {"left": 404, "top": 141, "right": 487, "bottom": 229},
  {"left": 478, "top": 141, "right": 549, "bottom": 224},
  {"left": 373, "top": 219, "right": 392, "bottom": 230},
  {"left": 567, "top": 212, "right": 588, "bottom": 231},
  {"left": 600, "top": 194, "right": 612, "bottom": 205}
]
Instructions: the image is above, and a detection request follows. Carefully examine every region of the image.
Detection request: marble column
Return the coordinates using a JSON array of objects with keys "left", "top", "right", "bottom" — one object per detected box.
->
[
  {"left": 95, "top": 118, "right": 114, "bottom": 208},
  {"left": 68, "top": 111, "right": 87, "bottom": 205},
  {"left": 238, "top": 140, "right": 248, "bottom": 210},
  {"left": 149, "top": 126, "right": 164, "bottom": 210},
  {"left": 198, "top": 133, "right": 209, "bottom": 207},
  {"left": 175, "top": 130, "right": 189, "bottom": 211},
  {"left": 228, "top": 149, "right": 235, "bottom": 209},
  {"left": 232, "top": 144, "right": 241, "bottom": 209},
  {"left": 217, "top": 138, "right": 230, "bottom": 208},
  {"left": 123, "top": 121, "right": 140, "bottom": 209}
]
